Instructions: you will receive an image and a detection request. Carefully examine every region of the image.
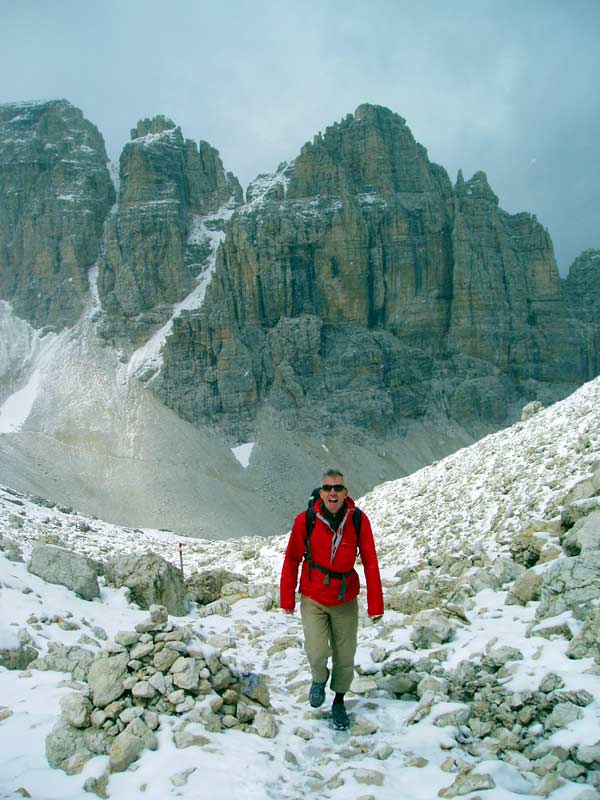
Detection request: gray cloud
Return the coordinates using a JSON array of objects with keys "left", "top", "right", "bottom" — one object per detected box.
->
[{"left": 1, "top": 0, "right": 598, "bottom": 272}]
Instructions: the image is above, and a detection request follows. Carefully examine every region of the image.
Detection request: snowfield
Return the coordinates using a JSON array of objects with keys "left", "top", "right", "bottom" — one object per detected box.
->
[{"left": 0, "top": 377, "right": 599, "bottom": 800}]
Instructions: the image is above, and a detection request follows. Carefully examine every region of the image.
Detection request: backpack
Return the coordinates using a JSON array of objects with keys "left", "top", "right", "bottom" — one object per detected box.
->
[{"left": 303, "top": 488, "right": 362, "bottom": 600}]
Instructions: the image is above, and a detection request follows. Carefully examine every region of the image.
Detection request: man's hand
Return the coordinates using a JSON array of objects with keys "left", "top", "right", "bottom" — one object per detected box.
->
[
  {"left": 370, "top": 615, "right": 383, "bottom": 623},
  {"left": 282, "top": 609, "right": 294, "bottom": 615}
]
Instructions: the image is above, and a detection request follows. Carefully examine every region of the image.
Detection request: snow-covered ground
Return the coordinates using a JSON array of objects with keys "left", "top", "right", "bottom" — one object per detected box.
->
[{"left": 1, "top": 377, "right": 599, "bottom": 799}]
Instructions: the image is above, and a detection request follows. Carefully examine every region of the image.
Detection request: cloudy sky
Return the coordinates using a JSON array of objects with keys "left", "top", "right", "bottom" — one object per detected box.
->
[{"left": 1, "top": 0, "right": 598, "bottom": 273}]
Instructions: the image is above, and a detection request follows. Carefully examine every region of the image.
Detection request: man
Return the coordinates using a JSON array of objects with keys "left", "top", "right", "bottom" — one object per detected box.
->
[{"left": 280, "top": 469, "right": 384, "bottom": 730}]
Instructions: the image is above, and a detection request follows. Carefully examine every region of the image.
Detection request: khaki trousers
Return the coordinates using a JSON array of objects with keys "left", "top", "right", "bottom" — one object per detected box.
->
[{"left": 300, "top": 595, "right": 358, "bottom": 693}]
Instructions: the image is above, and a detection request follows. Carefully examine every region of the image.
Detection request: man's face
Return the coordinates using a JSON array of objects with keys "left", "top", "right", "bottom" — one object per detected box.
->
[{"left": 319, "top": 476, "right": 348, "bottom": 514}]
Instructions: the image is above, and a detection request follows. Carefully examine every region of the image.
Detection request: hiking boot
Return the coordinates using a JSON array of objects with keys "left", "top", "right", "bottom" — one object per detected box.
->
[
  {"left": 309, "top": 681, "right": 326, "bottom": 708},
  {"left": 309, "top": 669, "right": 329, "bottom": 708},
  {"left": 331, "top": 702, "right": 349, "bottom": 730}
]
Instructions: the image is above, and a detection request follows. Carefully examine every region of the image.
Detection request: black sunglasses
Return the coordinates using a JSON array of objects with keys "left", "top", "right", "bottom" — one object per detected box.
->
[{"left": 321, "top": 484, "right": 346, "bottom": 492}]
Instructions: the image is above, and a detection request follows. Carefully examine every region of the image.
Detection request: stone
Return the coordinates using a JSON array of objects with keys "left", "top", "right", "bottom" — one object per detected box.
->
[
  {"left": 108, "top": 718, "right": 157, "bottom": 772},
  {"left": 173, "top": 724, "right": 211, "bottom": 749},
  {"left": 104, "top": 553, "right": 187, "bottom": 615},
  {"left": 28, "top": 544, "right": 100, "bottom": 600},
  {"left": 568, "top": 608, "right": 600, "bottom": 662},
  {"left": 153, "top": 647, "right": 180, "bottom": 672},
  {"left": 170, "top": 657, "right": 200, "bottom": 690},
  {"left": 544, "top": 702, "right": 583, "bottom": 732},
  {"left": 385, "top": 588, "right": 440, "bottom": 615},
  {"left": 505, "top": 569, "right": 543, "bottom": 605},
  {"left": 131, "top": 681, "right": 157, "bottom": 700},
  {"left": 433, "top": 706, "right": 471, "bottom": 727},
  {"left": 59, "top": 693, "right": 92, "bottom": 729},
  {"left": 355, "top": 769, "right": 384, "bottom": 786},
  {"left": 130, "top": 642, "right": 154, "bottom": 660},
  {"left": 87, "top": 653, "right": 129, "bottom": 708},
  {"left": 170, "top": 767, "right": 197, "bottom": 786},
  {"left": 195, "top": 599, "right": 232, "bottom": 618},
  {"left": 254, "top": 709, "right": 277, "bottom": 738},
  {"left": 438, "top": 770, "right": 495, "bottom": 797},
  {"left": 238, "top": 672, "right": 271, "bottom": 707},
  {"left": 411, "top": 615, "right": 455, "bottom": 649},
  {"left": 576, "top": 742, "right": 600, "bottom": 766}
]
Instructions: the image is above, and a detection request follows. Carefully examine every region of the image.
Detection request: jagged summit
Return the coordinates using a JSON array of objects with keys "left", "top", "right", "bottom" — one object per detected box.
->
[
  {"left": 131, "top": 114, "right": 177, "bottom": 139},
  {"left": 287, "top": 101, "right": 449, "bottom": 199}
]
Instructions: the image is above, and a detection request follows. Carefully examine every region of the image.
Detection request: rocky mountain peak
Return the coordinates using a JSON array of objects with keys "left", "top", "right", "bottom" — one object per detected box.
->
[
  {"left": 459, "top": 170, "right": 499, "bottom": 205},
  {"left": 97, "top": 113, "right": 242, "bottom": 345},
  {"left": 286, "top": 102, "right": 451, "bottom": 200},
  {"left": 131, "top": 115, "right": 177, "bottom": 139},
  {"left": 0, "top": 99, "right": 115, "bottom": 329}
]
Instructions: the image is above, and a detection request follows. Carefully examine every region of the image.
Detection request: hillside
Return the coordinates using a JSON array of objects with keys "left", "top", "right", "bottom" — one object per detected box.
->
[{"left": 1, "top": 377, "right": 599, "bottom": 799}]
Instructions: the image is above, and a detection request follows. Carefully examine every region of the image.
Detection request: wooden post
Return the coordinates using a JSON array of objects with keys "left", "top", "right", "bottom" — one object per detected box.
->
[{"left": 177, "top": 542, "right": 184, "bottom": 578}]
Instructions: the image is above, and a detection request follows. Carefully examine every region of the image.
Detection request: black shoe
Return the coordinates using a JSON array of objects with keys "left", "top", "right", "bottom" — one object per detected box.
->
[{"left": 331, "top": 702, "right": 349, "bottom": 730}]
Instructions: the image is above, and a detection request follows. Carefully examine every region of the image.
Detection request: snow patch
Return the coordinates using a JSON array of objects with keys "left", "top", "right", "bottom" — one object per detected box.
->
[
  {"left": 0, "top": 369, "right": 41, "bottom": 433},
  {"left": 231, "top": 442, "right": 255, "bottom": 468}
]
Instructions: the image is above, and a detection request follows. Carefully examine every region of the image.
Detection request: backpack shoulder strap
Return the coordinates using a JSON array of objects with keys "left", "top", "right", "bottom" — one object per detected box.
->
[
  {"left": 353, "top": 507, "right": 362, "bottom": 540},
  {"left": 305, "top": 507, "right": 316, "bottom": 559}
]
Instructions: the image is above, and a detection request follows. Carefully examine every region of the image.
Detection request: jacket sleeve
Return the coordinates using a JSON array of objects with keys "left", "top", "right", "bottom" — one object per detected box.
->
[
  {"left": 358, "top": 513, "right": 384, "bottom": 617},
  {"left": 279, "top": 513, "right": 307, "bottom": 612}
]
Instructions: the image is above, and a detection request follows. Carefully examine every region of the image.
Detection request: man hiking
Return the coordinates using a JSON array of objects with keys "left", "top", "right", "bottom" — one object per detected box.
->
[{"left": 280, "top": 469, "right": 384, "bottom": 730}]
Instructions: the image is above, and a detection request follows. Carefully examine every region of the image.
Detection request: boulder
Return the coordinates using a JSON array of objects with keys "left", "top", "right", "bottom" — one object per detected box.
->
[
  {"left": 28, "top": 544, "right": 100, "bottom": 600},
  {"left": 562, "top": 511, "right": 600, "bottom": 556},
  {"left": 536, "top": 553, "right": 600, "bottom": 621},
  {"left": 385, "top": 588, "right": 440, "bottom": 615},
  {"left": 45, "top": 719, "right": 108, "bottom": 774},
  {"left": 0, "top": 628, "right": 38, "bottom": 670},
  {"left": 105, "top": 553, "right": 187, "bottom": 615},
  {"left": 411, "top": 614, "right": 455, "bottom": 649},
  {"left": 567, "top": 608, "right": 600, "bottom": 662},
  {"left": 186, "top": 568, "right": 247, "bottom": 605}
]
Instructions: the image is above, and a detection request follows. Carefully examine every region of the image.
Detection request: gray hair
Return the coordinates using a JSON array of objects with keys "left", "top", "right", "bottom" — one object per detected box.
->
[{"left": 322, "top": 468, "right": 344, "bottom": 481}]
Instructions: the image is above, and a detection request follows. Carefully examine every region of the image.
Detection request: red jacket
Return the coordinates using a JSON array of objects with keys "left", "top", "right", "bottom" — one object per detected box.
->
[{"left": 280, "top": 497, "right": 384, "bottom": 617}]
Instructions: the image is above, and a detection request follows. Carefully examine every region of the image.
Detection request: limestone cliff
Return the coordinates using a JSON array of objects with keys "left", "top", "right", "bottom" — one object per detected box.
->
[
  {"left": 0, "top": 100, "right": 114, "bottom": 329},
  {"left": 156, "top": 105, "right": 598, "bottom": 441},
  {"left": 97, "top": 116, "right": 243, "bottom": 345},
  {"left": 563, "top": 249, "right": 600, "bottom": 376}
]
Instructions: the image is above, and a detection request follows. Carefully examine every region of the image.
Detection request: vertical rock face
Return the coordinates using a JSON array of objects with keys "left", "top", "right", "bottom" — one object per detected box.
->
[
  {"left": 563, "top": 249, "right": 600, "bottom": 377},
  {"left": 156, "top": 104, "right": 597, "bottom": 441},
  {"left": 0, "top": 100, "right": 114, "bottom": 330},
  {"left": 97, "top": 116, "right": 242, "bottom": 345}
]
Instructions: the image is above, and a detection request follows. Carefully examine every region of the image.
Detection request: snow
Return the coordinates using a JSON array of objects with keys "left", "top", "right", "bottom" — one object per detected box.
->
[
  {"left": 131, "top": 129, "right": 179, "bottom": 147},
  {"left": 126, "top": 205, "right": 234, "bottom": 381},
  {"left": 0, "top": 377, "right": 599, "bottom": 799},
  {"left": 0, "top": 368, "right": 41, "bottom": 432},
  {"left": 231, "top": 442, "right": 255, "bottom": 468}
]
